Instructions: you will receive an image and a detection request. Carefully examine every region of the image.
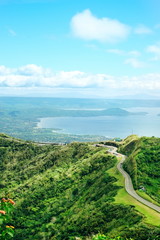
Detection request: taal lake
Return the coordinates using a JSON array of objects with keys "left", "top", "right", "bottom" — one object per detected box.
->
[{"left": 37, "top": 107, "right": 160, "bottom": 138}]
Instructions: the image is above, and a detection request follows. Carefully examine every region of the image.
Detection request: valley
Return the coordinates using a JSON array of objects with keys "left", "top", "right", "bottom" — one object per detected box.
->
[{"left": 0, "top": 134, "right": 160, "bottom": 240}]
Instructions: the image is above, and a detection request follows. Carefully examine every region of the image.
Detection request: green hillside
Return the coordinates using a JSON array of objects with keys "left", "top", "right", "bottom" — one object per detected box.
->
[
  {"left": 120, "top": 135, "right": 160, "bottom": 203},
  {"left": 0, "top": 134, "right": 160, "bottom": 240}
]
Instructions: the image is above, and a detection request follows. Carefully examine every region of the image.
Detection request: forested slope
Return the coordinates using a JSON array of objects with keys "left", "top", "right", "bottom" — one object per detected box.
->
[
  {"left": 120, "top": 135, "right": 160, "bottom": 203},
  {"left": 0, "top": 134, "right": 160, "bottom": 240}
]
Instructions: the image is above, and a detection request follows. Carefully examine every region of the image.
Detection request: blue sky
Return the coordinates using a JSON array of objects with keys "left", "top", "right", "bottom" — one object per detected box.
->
[{"left": 0, "top": 0, "right": 160, "bottom": 98}]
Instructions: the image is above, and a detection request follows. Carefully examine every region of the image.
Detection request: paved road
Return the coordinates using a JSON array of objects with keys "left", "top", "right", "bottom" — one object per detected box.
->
[{"left": 104, "top": 145, "right": 160, "bottom": 213}]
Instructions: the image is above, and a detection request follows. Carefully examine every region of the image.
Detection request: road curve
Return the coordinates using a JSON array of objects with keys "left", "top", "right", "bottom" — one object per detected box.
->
[
  {"left": 117, "top": 154, "right": 160, "bottom": 213},
  {"left": 104, "top": 145, "right": 160, "bottom": 213}
]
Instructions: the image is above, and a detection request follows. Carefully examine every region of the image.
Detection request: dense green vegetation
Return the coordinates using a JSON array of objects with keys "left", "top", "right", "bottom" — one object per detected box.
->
[
  {"left": 120, "top": 135, "right": 160, "bottom": 203},
  {"left": 1, "top": 134, "right": 160, "bottom": 239},
  {"left": 0, "top": 198, "right": 15, "bottom": 239}
]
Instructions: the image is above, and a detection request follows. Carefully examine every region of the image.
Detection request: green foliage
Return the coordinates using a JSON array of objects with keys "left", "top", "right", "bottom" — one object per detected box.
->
[
  {"left": 119, "top": 135, "right": 139, "bottom": 155},
  {"left": 123, "top": 224, "right": 160, "bottom": 240},
  {"left": 91, "top": 234, "right": 132, "bottom": 240},
  {"left": 0, "top": 198, "right": 15, "bottom": 239},
  {"left": 124, "top": 155, "right": 138, "bottom": 188},
  {"left": 0, "top": 135, "right": 159, "bottom": 240},
  {"left": 122, "top": 136, "right": 160, "bottom": 202}
]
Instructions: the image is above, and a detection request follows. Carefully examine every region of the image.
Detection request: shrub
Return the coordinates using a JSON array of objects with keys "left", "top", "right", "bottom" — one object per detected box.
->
[
  {"left": 0, "top": 198, "right": 15, "bottom": 239},
  {"left": 91, "top": 234, "right": 133, "bottom": 240}
]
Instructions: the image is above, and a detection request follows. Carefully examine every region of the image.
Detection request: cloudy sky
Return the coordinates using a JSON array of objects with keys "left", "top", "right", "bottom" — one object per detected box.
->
[{"left": 0, "top": 0, "right": 160, "bottom": 98}]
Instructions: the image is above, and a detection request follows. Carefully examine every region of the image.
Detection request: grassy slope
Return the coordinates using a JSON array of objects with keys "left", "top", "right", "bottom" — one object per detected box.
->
[
  {"left": 1, "top": 134, "right": 160, "bottom": 240},
  {"left": 107, "top": 157, "right": 160, "bottom": 226}
]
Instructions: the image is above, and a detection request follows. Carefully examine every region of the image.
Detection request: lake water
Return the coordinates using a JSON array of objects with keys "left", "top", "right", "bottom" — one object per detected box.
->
[{"left": 37, "top": 107, "right": 160, "bottom": 138}]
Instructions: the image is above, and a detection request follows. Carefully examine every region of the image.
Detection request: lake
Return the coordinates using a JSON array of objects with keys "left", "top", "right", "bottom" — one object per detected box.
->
[{"left": 37, "top": 107, "right": 160, "bottom": 139}]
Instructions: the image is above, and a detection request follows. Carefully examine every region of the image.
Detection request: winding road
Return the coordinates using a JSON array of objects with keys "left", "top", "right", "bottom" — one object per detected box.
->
[
  {"left": 100, "top": 144, "right": 160, "bottom": 213},
  {"left": 117, "top": 153, "right": 160, "bottom": 213}
]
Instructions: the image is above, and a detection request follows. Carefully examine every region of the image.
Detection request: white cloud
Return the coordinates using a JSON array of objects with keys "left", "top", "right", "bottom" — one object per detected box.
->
[
  {"left": 0, "top": 65, "right": 14, "bottom": 75},
  {"left": 0, "top": 65, "right": 160, "bottom": 96},
  {"left": 71, "top": 9, "right": 130, "bottom": 43},
  {"left": 0, "top": 65, "right": 97, "bottom": 88},
  {"left": 128, "top": 50, "right": 141, "bottom": 57},
  {"left": 17, "top": 64, "right": 51, "bottom": 76},
  {"left": 147, "top": 44, "right": 160, "bottom": 61},
  {"left": 107, "top": 49, "right": 141, "bottom": 57},
  {"left": 134, "top": 24, "right": 152, "bottom": 34},
  {"left": 125, "top": 58, "right": 145, "bottom": 68}
]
